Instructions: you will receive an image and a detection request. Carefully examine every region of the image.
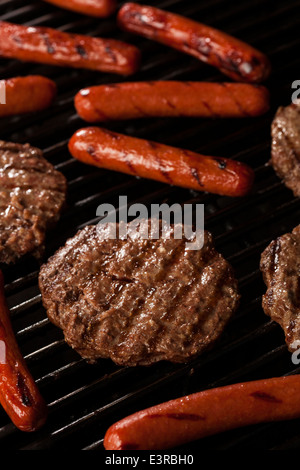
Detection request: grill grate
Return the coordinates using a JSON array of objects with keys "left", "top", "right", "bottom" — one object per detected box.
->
[{"left": 0, "top": 0, "right": 300, "bottom": 450}]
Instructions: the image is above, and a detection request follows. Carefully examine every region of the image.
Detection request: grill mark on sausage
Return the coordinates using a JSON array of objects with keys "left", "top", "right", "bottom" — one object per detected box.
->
[
  {"left": 121, "top": 149, "right": 136, "bottom": 175},
  {"left": 199, "top": 99, "right": 220, "bottom": 118},
  {"left": 222, "top": 83, "right": 251, "bottom": 117},
  {"left": 251, "top": 391, "right": 282, "bottom": 403},
  {"left": 42, "top": 34, "right": 55, "bottom": 54},
  {"left": 76, "top": 44, "right": 88, "bottom": 58},
  {"left": 130, "top": 100, "right": 152, "bottom": 117},
  {"left": 147, "top": 141, "right": 173, "bottom": 184},
  {"left": 104, "top": 44, "right": 117, "bottom": 63},
  {"left": 17, "top": 372, "right": 33, "bottom": 407},
  {"left": 190, "top": 167, "right": 204, "bottom": 187}
]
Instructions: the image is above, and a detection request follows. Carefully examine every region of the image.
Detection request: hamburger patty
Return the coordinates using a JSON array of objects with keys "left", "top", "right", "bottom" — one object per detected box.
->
[
  {"left": 39, "top": 220, "right": 240, "bottom": 366},
  {"left": 260, "top": 225, "right": 300, "bottom": 351},
  {"left": 271, "top": 101, "right": 300, "bottom": 197},
  {"left": 0, "top": 141, "right": 67, "bottom": 264}
]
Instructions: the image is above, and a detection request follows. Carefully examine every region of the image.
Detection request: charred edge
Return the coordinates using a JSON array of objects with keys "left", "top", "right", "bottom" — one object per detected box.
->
[
  {"left": 122, "top": 10, "right": 162, "bottom": 36},
  {"left": 148, "top": 413, "right": 206, "bottom": 421},
  {"left": 120, "top": 443, "right": 139, "bottom": 450},
  {"left": 191, "top": 167, "right": 204, "bottom": 187},
  {"left": 122, "top": 10, "right": 145, "bottom": 25},
  {"left": 17, "top": 372, "right": 33, "bottom": 407},
  {"left": 147, "top": 140, "right": 159, "bottom": 150},
  {"left": 102, "top": 128, "right": 120, "bottom": 140},
  {"left": 268, "top": 238, "right": 281, "bottom": 282},
  {"left": 214, "top": 158, "right": 227, "bottom": 170},
  {"left": 87, "top": 145, "right": 97, "bottom": 158},
  {"left": 76, "top": 45, "right": 88, "bottom": 58},
  {"left": 251, "top": 391, "right": 282, "bottom": 403}
]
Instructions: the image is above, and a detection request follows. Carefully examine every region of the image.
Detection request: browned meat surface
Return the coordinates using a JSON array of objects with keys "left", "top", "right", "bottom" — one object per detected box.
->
[
  {"left": 39, "top": 220, "right": 240, "bottom": 366},
  {"left": 0, "top": 141, "right": 67, "bottom": 264},
  {"left": 260, "top": 225, "right": 300, "bottom": 351},
  {"left": 271, "top": 102, "right": 300, "bottom": 197}
]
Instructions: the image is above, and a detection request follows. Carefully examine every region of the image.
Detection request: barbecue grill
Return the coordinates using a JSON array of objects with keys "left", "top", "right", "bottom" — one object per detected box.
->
[{"left": 0, "top": 0, "right": 300, "bottom": 451}]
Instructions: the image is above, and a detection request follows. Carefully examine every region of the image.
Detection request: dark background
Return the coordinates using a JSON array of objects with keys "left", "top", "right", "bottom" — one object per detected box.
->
[{"left": 0, "top": 0, "right": 300, "bottom": 450}]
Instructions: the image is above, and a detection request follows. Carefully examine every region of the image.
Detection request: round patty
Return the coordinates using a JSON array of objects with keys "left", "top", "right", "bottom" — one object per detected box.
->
[
  {"left": 0, "top": 141, "right": 67, "bottom": 264},
  {"left": 260, "top": 224, "right": 300, "bottom": 351},
  {"left": 271, "top": 102, "right": 300, "bottom": 197},
  {"left": 39, "top": 220, "right": 240, "bottom": 366}
]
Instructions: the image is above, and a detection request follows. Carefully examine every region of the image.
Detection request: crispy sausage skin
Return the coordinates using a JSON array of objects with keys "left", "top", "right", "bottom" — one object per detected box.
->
[
  {"left": 104, "top": 375, "right": 300, "bottom": 450},
  {"left": 0, "top": 76, "right": 56, "bottom": 117},
  {"left": 43, "top": 0, "right": 117, "bottom": 17},
  {"left": 0, "top": 21, "right": 140, "bottom": 76},
  {"left": 118, "top": 3, "right": 271, "bottom": 83},
  {"left": 75, "top": 81, "right": 270, "bottom": 122},
  {"left": 0, "top": 271, "right": 47, "bottom": 432},
  {"left": 68, "top": 127, "right": 254, "bottom": 197}
]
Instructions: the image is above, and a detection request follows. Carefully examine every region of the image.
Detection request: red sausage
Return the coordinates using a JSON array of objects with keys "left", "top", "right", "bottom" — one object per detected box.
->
[
  {"left": 104, "top": 375, "right": 300, "bottom": 450},
  {"left": 43, "top": 0, "right": 117, "bottom": 17},
  {"left": 118, "top": 3, "right": 271, "bottom": 83},
  {"left": 0, "top": 271, "right": 47, "bottom": 432},
  {"left": 68, "top": 127, "right": 254, "bottom": 197},
  {"left": 75, "top": 81, "right": 270, "bottom": 122},
  {"left": 0, "top": 76, "right": 56, "bottom": 117},
  {"left": 0, "top": 21, "right": 140, "bottom": 76}
]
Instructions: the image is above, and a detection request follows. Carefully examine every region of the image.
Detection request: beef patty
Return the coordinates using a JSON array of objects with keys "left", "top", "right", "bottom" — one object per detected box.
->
[
  {"left": 39, "top": 220, "right": 240, "bottom": 366},
  {"left": 271, "top": 101, "right": 300, "bottom": 197},
  {"left": 260, "top": 225, "right": 300, "bottom": 351},
  {"left": 0, "top": 141, "right": 67, "bottom": 264}
]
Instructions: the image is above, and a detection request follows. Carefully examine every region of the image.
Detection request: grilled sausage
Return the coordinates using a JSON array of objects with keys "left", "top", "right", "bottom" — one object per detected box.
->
[
  {"left": 75, "top": 81, "right": 270, "bottom": 122},
  {"left": 0, "top": 76, "right": 56, "bottom": 117},
  {"left": 43, "top": 0, "right": 117, "bottom": 17},
  {"left": 104, "top": 375, "right": 300, "bottom": 450},
  {"left": 68, "top": 127, "right": 254, "bottom": 197},
  {"left": 118, "top": 3, "right": 271, "bottom": 83},
  {"left": 0, "top": 21, "right": 140, "bottom": 76},
  {"left": 0, "top": 271, "right": 47, "bottom": 432}
]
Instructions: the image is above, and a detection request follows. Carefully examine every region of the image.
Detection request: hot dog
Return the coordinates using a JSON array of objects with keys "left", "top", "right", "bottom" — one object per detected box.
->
[
  {"left": 118, "top": 3, "right": 271, "bottom": 83},
  {"left": 68, "top": 127, "right": 254, "bottom": 197},
  {"left": 104, "top": 375, "right": 300, "bottom": 450},
  {"left": 75, "top": 81, "right": 270, "bottom": 122},
  {"left": 0, "top": 76, "right": 56, "bottom": 117},
  {"left": 0, "top": 271, "right": 47, "bottom": 432},
  {"left": 0, "top": 21, "right": 140, "bottom": 76},
  {"left": 43, "top": 0, "right": 117, "bottom": 17}
]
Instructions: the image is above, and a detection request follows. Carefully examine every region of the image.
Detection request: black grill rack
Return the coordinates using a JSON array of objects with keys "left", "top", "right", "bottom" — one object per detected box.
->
[{"left": 0, "top": 0, "right": 300, "bottom": 450}]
